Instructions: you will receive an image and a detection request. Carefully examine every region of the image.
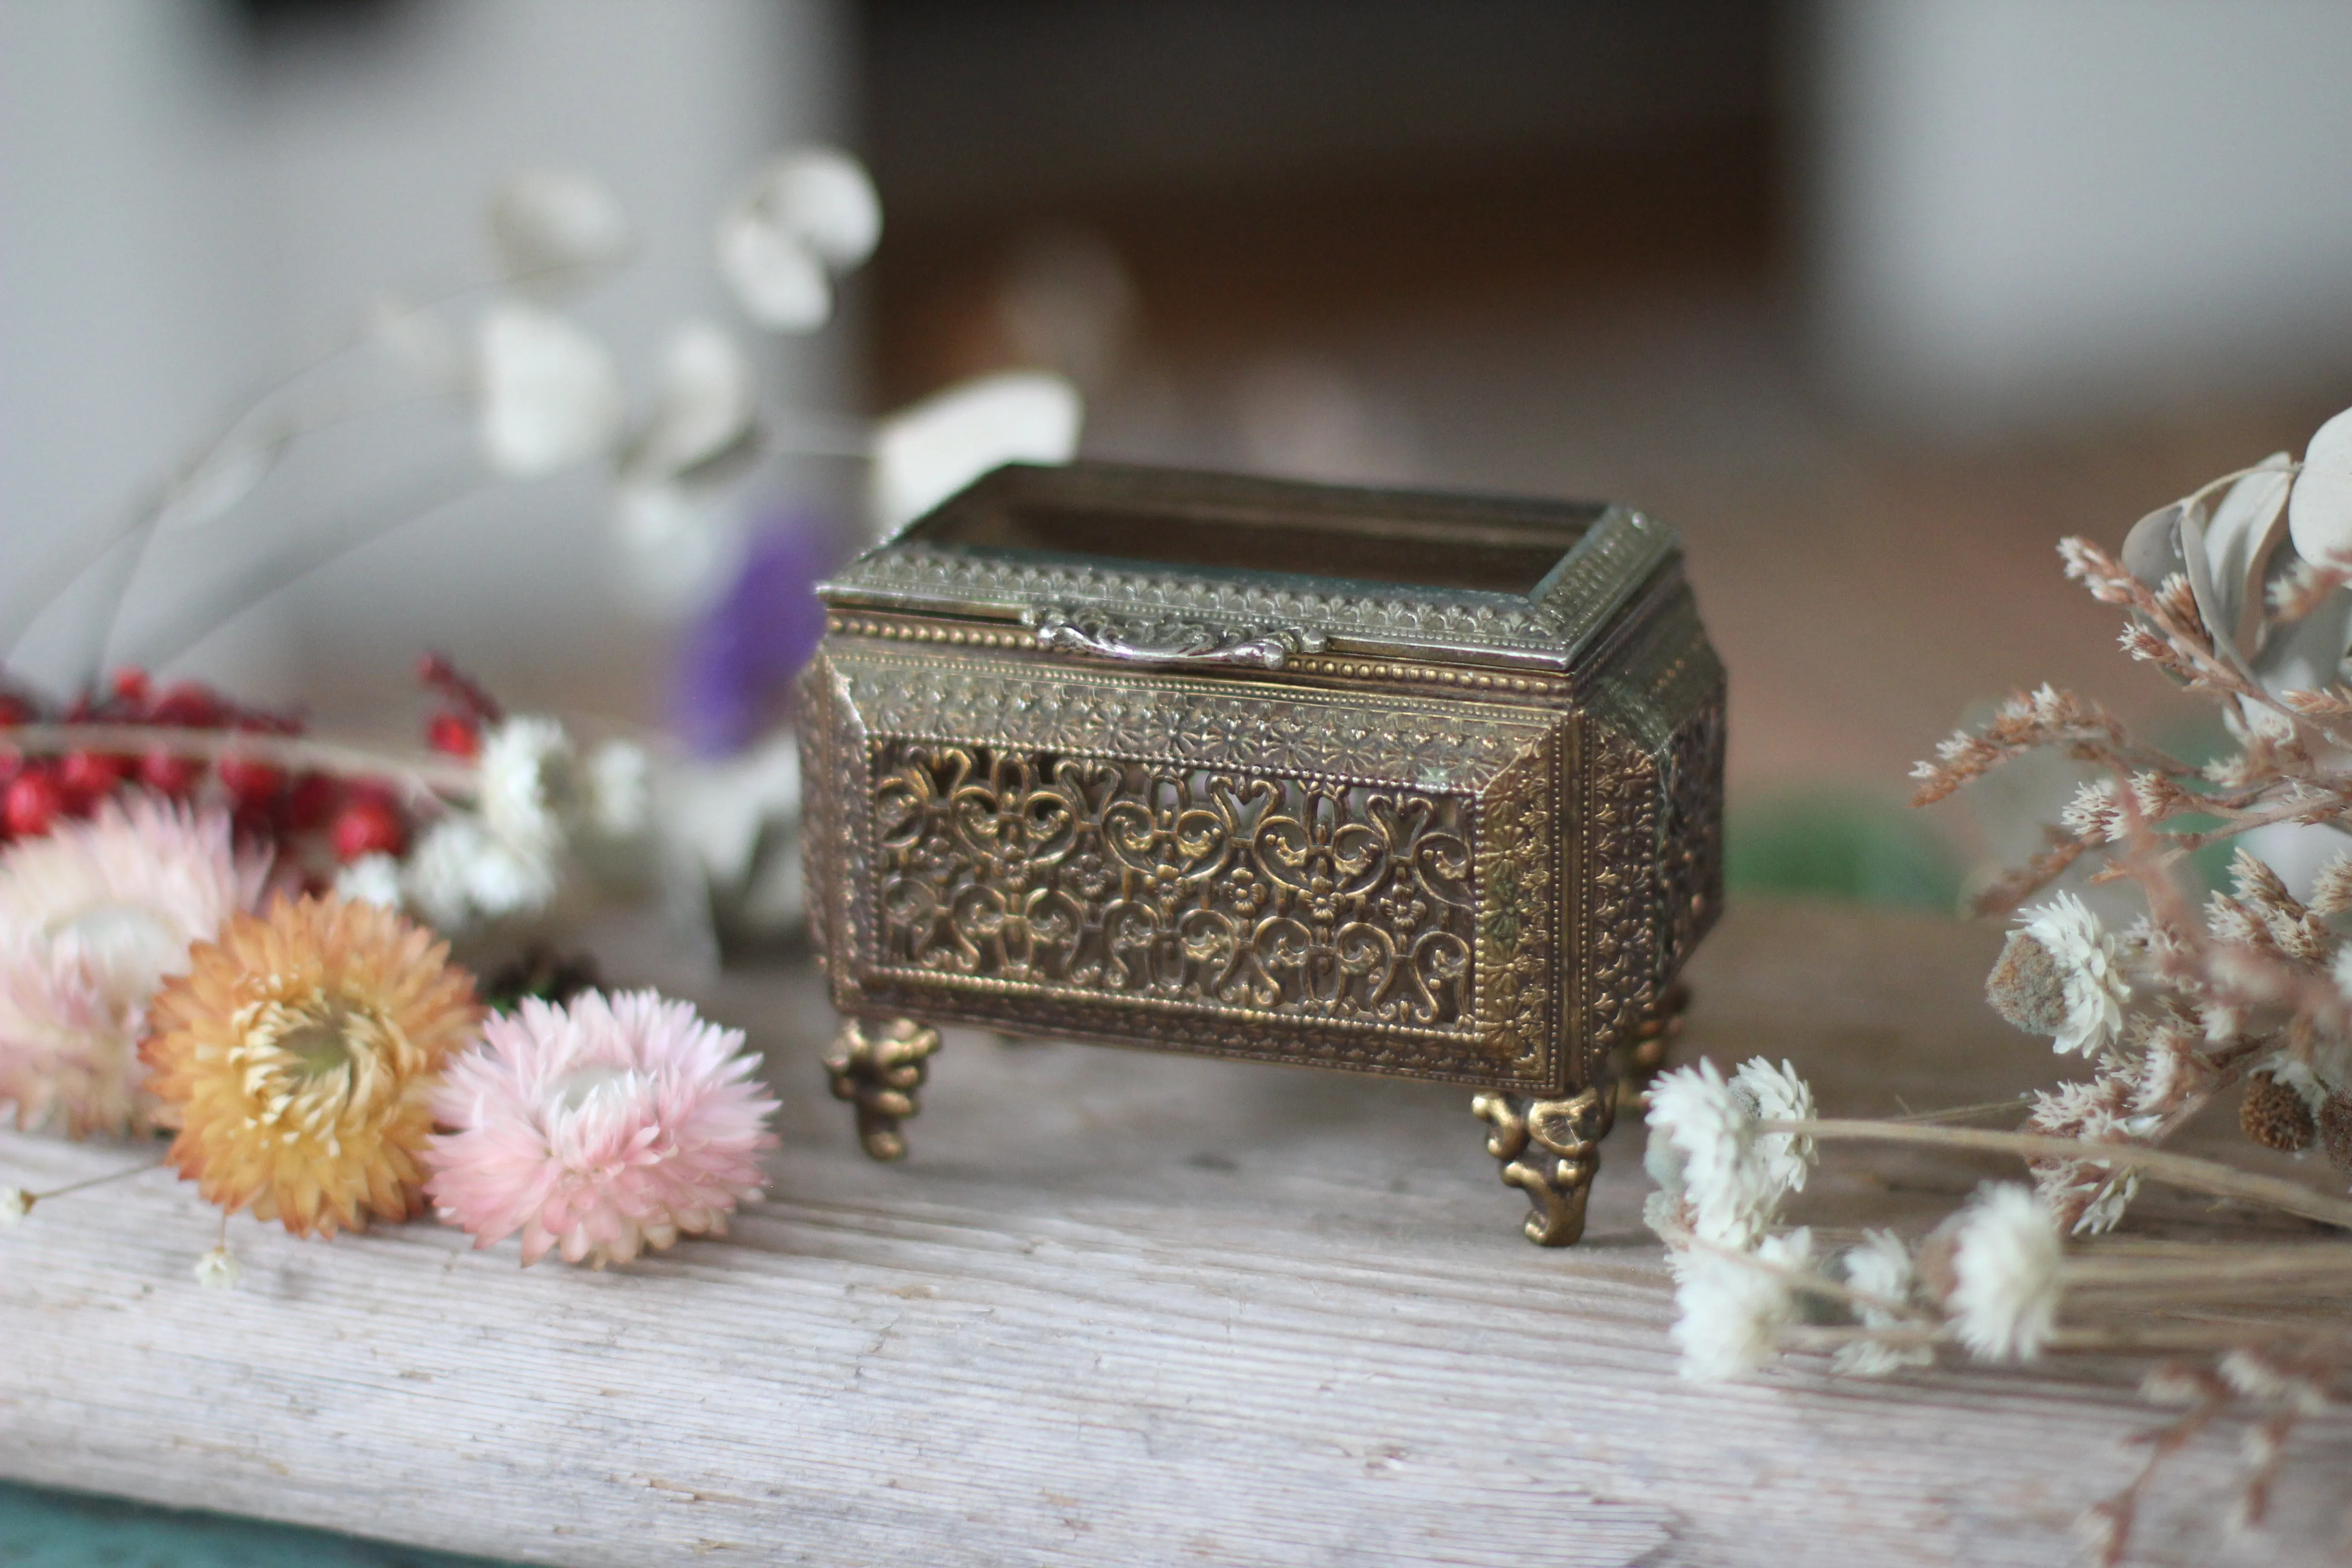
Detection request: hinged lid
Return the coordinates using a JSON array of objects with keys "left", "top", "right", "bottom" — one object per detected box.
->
[{"left": 818, "top": 462, "right": 1681, "bottom": 674}]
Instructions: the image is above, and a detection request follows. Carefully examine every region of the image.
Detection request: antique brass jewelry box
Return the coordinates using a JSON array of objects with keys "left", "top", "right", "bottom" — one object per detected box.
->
[{"left": 798, "top": 462, "right": 1723, "bottom": 1244}]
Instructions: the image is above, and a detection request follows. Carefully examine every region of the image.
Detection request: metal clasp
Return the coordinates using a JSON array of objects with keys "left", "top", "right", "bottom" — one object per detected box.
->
[{"left": 1021, "top": 604, "right": 1328, "bottom": 671}]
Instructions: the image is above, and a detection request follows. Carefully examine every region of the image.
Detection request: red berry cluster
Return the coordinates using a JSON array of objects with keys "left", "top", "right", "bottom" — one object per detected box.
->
[
  {"left": 418, "top": 653, "right": 503, "bottom": 761},
  {"left": 0, "top": 658, "right": 502, "bottom": 883},
  {"left": 0, "top": 669, "right": 324, "bottom": 844}
]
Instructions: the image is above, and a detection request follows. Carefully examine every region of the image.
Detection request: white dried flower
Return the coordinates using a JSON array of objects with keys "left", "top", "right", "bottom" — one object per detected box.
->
[
  {"left": 2220, "top": 1348, "right": 2330, "bottom": 1416},
  {"left": 2069, "top": 1169, "right": 2140, "bottom": 1236},
  {"left": 626, "top": 320, "right": 755, "bottom": 484},
  {"left": 404, "top": 815, "right": 559, "bottom": 932},
  {"left": 1833, "top": 1229, "right": 1934, "bottom": 1377},
  {"left": 2060, "top": 779, "right": 2122, "bottom": 843},
  {"left": 1729, "top": 1057, "right": 1817, "bottom": 1199},
  {"left": 333, "top": 853, "right": 403, "bottom": 911},
  {"left": 582, "top": 740, "right": 654, "bottom": 841},
  {"left": 0, "top": 1186, "right": 28, "bottom": 1224},
  {"left": 2257, "top": 1051, "right": 2331, "bottom": 1118},
  {"left": 1670, "top": 1228, "right": 1812, "bottom": 1382},
  {"left": 1645, "top": 1059, "right": 1770, "bottom": 1246},
  {"left": 1947, "top": 1184, "right": 2063, "bottom": 1362},
  {"left": 2309, "top": 851, "right": 2352, "bottom": 917},
  {"left": 475, "top": 303, "right": 623, "bottom": 478},
  {"left": 1990, "top": 894, "right": 2130, "bottom": 1056},
  {"left": 192, "top": 1245, "right": 240, "bottom": 1290},
  {"left": 479, "top": 715, "right": 575, "bottom": 855},
  {"left": 715, "top": 147, "right": 881, "bottom": 332}
]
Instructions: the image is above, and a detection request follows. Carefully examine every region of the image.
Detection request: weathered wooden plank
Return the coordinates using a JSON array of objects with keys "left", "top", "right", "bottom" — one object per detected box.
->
[{"left": 0, "top": 898, "right": 2342, "bottom": 1567}]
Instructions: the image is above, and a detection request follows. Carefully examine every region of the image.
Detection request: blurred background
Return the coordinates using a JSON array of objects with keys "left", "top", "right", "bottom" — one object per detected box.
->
[
  {"left": 8, "top": 2, "right": 2352, "bottom": 1559},
  {"left": 11, "top": 0, "right": 2352, "bottom": 892}
]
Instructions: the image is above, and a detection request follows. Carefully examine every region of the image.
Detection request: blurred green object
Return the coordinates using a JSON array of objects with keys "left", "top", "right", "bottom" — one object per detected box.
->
[
  {"left": 1725, "top": 792, "right": 1961, "bottom": 910},
  {"left": 0, "top": 1481, "right": 505, "bottom": 1568}
]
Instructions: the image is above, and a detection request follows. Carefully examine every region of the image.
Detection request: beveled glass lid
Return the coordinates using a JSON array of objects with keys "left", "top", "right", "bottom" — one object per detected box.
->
[{"left": 818, "top": 461, "right": 1681, "bottom": 672}]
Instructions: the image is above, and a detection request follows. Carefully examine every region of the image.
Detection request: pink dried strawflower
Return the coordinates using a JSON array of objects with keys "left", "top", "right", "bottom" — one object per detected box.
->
[
  {"left": 0, "top": 793, "right": 269, "bottom": 1135},
  {"left": 425, "top": 989, "right": 779, "bottom": 1266}
]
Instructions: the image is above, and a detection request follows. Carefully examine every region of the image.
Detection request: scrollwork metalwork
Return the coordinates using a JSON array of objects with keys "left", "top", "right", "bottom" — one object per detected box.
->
[{"left": 868, "top": 740, "right": 1479, "bottom": 1032}]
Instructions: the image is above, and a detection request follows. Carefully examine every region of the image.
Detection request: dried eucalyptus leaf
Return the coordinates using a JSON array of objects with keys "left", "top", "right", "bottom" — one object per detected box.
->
[
  {"left": 869, "top": 371, "right": 1083, "bottom": 537},
  {"left": 2176, "top": 500, "right": 2242, "bottom": 670},
  {"left": 2122, "top": 501, "right": 2185, "bottom": 588},
  {"left": 2207, "top": 451, "right": 2294, "bottom": 657},
  {"left": 2289, "top": 407, "right": 2352, "bottom": 567}
]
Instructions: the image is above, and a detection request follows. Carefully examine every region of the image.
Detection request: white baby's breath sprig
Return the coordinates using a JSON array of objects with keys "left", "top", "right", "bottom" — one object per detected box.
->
[{"left": 0, "top": 1187, "right": 29, "bottom": 1224}]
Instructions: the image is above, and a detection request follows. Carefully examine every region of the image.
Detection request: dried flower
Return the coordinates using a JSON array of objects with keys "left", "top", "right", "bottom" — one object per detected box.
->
[
  {"left": 1669, "top": 1228, "right": 1812, "bottom": 1382},
  {"left": 192, "top": 1244, "right": 240, "bottom": 1290},
  {"left": 1729, "top": 1056, "right": 1816, "bottom": 1197},
  {"left": 1986, "top": 894, "right": 2130, "bottom": 1056},
  {"left": 403, "top": 814, "right": 559, "bottom": 932},
  {"left": 424, "top": 990, "right": 778, "bottom": 1267},
  {"left": 1833, "top": 1229, "right": 1935, "bottom": 1377},
  {"left": 2309, "top": 852, "right": 2352, "bottom": 917},
  {"left": 475, "top": 302, "right": 623, "bottom": 479},
  {"left": 2241, "top": 1071, "right": 2317, "bottom": 1153},
  {"left": 333, "top": 853, "right": 403, "bottom": 911},
  {"left": 0, "top": 795, "right": 269, "bottom": 1136},
  {"left": 488, "top": 167, "right": 631, "bottom": 286},
  {"left": 2319, "top": 1093, "right": 2352, "bottom": 1174},
  {"left": 715, "top": 147, "right": 880, "bottom": 332},
  {"left": 1946, "top": 1184, "right": 2063, "bottom": 1362},
  {"left": 0, "top": 1186, "right": 28, "bottom": 1223},
  {"left": 1646, "top": 1059, "right": 1774, "bottom": 1246},
  {"left": 477, "top": 715, "right": 573, "bottom": 854},
  {"left": 142, "top": 896, "right": 481, "bottom": 1237},
  {"left": 2061, "top": 780, "right": 2123, "bottom": 843}
]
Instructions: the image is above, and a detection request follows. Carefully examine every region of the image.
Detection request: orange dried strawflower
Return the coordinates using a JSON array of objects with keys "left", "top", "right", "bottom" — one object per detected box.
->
[{"left": 142, "top": 895, "right": 480, "bottom": 1236}]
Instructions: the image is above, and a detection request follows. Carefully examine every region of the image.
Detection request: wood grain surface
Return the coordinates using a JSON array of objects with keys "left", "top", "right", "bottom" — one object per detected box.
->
[{"left": 0, "top": 897, "right": 2344, "bottom": 1567}]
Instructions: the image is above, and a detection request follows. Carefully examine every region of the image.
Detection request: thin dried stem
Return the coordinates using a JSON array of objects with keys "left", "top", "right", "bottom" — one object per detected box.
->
[
  {"left": 1764, "top": 1118, "right": 2352, "bottom": 1230},
  {"left": 0, "top": 723, "right": 475, "bottom": 804}
]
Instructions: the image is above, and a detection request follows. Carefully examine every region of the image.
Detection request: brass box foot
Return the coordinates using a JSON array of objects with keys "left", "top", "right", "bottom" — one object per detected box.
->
[
  {"left": 824, "top": 1017, "right": 941, "bottom": 1161},
  {"left": 1473, "top": 1088, "right": 1605, "bottom": 1246}
]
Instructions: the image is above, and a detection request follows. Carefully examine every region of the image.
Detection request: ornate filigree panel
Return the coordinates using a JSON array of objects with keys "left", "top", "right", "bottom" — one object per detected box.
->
[
  {"left": 826, "top": 650, "right": 1552, "bottom": 790},
  {"left": 867, "top": 743, "right": 1479, "bottom": 1032},
  {"left": 1658, "top": 691, "right": 1727, "bottom": 984},
  {"left": 1578, "top": 724, "right": 1660, "bottom": 1083},
  {"left": 807, "top": 647, "right": 1571, "bottom": 1086}
]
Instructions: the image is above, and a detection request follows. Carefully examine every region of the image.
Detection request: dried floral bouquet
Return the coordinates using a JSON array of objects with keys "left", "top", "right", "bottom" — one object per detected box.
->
[
  {"left": 1647, "top": 407, "right": 2352, "bottom": 1561},
  {"left": 0, "top": 661, "right": 779, "bottom": 1278},
  {"left": 0, "top": 136, "right": 1091, "bottom": 1289}
]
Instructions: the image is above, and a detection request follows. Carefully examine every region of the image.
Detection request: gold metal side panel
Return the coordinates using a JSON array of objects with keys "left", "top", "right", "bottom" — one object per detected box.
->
[{"left": 800, "top": 642, "right": 1574, "bottom": 1089}]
